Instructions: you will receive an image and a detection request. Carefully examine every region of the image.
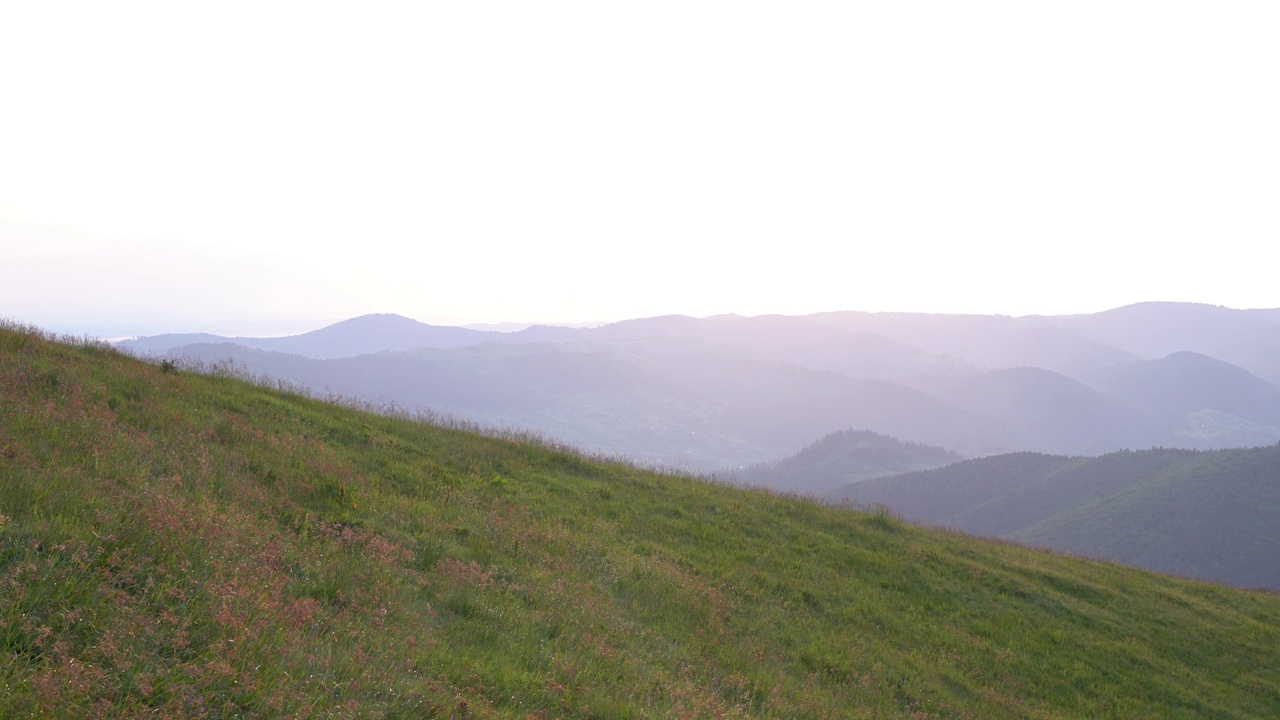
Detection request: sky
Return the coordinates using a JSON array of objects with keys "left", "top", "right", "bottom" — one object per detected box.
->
[{"left": 3, "top": 1, "right": 1278, "bottom": 338}]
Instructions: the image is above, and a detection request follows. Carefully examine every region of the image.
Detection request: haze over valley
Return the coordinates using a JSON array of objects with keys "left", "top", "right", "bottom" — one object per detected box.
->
[
  {"left": 126, "top": 303, "right": 1280, "bottom": 472},
  {"left": 5, "top": 1, "right": 1280, "bottom": 715}
]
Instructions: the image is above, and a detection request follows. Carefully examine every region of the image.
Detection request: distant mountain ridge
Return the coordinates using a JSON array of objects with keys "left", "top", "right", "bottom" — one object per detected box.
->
[
  {"left": 120, "top": 313, "right": 488, "bottom": 358},
  {"left": 1066, "top": 302, "right": 1280, "bottom": 382},
  {"left": 125, "top": 302, "right": 1280, "bottom": 475}
]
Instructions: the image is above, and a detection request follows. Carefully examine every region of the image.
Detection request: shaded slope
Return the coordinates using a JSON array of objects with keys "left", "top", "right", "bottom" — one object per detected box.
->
[
  {"left": 830, "top": 452, "right": 1085, "bottom": 530},
  {"left": 830, "top": 446, "right": 1280, "bottom": 588},
  {"left": 733, "top": 429, "right": 963, "bottom": 495},
  {"left": 1012, "top": 445, "right": 1280, "bottom": 589},
  {"left": 4, "top": 323, "right": 1280, "bottom": 718}
]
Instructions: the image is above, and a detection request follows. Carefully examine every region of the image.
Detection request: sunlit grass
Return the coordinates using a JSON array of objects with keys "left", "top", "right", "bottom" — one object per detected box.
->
[{"left": 2, "top": 320, "right": 1279, "bottom": 718}]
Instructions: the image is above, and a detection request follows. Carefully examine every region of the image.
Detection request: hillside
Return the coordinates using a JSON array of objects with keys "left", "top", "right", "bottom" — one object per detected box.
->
[
  {"left": 830, "top": 446, "right": 1280, "bottom": 589},
  {"left": 732, "top": 430, "right": 963, "bottom": 495},
  {"left": 4, "top": 322, "right": 1280, "bottom": 718}
]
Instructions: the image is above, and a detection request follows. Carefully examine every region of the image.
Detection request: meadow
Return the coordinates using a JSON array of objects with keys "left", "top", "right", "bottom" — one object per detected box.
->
[{"left": 2, "top": 321, "right": 1279, "bottom": 718}]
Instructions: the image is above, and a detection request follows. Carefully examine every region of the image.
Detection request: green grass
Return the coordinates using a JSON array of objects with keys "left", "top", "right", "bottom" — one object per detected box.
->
[{"left": 2, "top": 320, "right": 1280, "bottom": 718}]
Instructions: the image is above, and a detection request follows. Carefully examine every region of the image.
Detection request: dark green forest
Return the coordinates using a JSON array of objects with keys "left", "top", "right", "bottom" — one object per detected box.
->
[{"left": 830, "top": 445, "right": 1280, "bottom": 589}]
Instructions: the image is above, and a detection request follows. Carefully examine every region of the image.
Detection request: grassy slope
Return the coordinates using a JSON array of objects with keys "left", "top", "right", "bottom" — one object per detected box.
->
[{"left": 2, "top": 324, "right": 1280, "bottom": 719}]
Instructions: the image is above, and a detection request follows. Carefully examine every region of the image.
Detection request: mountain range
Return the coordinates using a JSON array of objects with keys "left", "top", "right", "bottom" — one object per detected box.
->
[{"left": 120, "top": 302, "right": 1280, "bottom": 477}]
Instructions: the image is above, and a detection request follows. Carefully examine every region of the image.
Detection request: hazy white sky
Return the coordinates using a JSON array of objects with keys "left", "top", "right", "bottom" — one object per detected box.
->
[{"left": 3, "top": 1, "right": 1278, "bottom": 337}]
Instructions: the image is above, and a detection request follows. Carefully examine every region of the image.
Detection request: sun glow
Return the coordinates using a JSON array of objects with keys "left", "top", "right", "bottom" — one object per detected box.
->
[{"left": 3, "top": 2, "right": 1278, "bottom": 336}]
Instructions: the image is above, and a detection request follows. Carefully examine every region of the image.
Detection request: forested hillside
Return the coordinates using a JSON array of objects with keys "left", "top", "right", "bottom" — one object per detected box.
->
[{"left": 830, "top": 446, "right": 1280, "bottom": 589}]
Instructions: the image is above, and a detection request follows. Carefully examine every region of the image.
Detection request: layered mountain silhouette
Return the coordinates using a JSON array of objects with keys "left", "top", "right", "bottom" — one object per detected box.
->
[
  {"left": 124, "top": 302, "right": 1280, "bottom": 476},
  {"left": 1065, "top": 302, "right": 1280, "bottom": 384},
  {"left": 162, "top": 338, "right": 1008, "bottom": 469}
]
